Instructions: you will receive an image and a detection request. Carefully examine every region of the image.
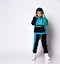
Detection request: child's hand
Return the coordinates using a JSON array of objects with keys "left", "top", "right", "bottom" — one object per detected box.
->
[
  {"left": 43, "top": 14, "right": 45, "bottom": 17},
  {"left": 34, "top": 14, "right": 37, "bottom": 17}
]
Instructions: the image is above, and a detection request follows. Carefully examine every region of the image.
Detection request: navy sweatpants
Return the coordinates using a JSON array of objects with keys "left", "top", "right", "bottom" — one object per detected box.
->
[{"left": 33, "top": 34, "right": 48, "bottom": 53}]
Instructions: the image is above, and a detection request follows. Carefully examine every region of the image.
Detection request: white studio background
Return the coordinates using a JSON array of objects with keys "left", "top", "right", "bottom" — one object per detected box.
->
[{"left": 0, "top": 0, "right": 60, "bottom": 64}]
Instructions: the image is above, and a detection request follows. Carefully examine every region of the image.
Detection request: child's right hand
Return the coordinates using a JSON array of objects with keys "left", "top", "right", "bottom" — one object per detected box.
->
[{"left": 34, "top": 14, "right": 37, "bottom": 17}]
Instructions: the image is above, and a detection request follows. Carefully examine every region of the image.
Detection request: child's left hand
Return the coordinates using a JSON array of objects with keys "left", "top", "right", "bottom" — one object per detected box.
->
[{"left": 43, "top": 14, "right": 45, "bottom": 17}]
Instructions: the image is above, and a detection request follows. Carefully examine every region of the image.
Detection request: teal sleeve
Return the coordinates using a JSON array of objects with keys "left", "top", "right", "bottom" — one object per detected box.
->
[{"left": 43, "top": 17, "right": 48, "bottom": 26}]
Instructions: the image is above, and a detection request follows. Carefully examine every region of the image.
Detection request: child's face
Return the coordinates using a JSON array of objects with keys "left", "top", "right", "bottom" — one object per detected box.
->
[{"left": 36, "top": 11, "right": 43, "bottom": 17}]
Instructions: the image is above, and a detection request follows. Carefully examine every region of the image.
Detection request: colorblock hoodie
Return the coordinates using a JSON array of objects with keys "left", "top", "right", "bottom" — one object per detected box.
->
[{"left": 31, "top": 16, "right": 48, "bottom": 34}]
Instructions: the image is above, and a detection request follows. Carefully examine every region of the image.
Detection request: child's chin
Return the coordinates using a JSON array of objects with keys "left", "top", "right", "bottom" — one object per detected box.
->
[{"left": 38, "top": 16, "right": 42, "bottom": 17}]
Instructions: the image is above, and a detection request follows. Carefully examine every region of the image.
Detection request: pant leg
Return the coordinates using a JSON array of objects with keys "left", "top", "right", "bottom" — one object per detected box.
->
[
  {"left": 33, "top": 33, "right": 40, "bottom": 53},
  {"left": 41, "top": 34, "right": 48, "bottom": 53}
]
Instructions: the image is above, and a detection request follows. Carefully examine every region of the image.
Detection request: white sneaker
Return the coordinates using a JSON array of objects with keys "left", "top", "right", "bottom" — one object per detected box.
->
[
  {"left": 45, "top": 53, "right": 51, "bottom": 60},
  {"left": 32, "top": 53, "right": 36, "bottom": 60}
]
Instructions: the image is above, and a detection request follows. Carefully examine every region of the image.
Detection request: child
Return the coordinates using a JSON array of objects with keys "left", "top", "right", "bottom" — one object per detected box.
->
[{"left": 31, "top": 7, "right": 51, "bottom": 60}]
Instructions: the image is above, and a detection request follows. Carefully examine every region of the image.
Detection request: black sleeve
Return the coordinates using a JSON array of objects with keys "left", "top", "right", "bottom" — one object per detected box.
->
[{"left": 31, "top": 17, "right": 37, "bottom": 25}]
